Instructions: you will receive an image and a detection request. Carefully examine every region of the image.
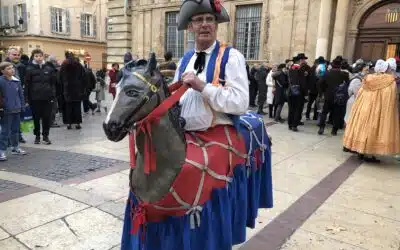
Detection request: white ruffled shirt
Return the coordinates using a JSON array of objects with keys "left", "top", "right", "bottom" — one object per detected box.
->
[{"left": 173, "top": 41, "right": 249, "bottom": 131}]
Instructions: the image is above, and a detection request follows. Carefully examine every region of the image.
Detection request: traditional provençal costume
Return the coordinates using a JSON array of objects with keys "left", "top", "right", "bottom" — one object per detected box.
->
[
  {"left": 121, "top": 0, "right": 273, "bottom": 249},
  {"left": 343, "top": 60, "right": 400, "bottom": 156}
]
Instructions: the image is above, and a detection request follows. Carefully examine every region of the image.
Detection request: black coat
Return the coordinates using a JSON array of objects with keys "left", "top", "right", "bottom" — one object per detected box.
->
[
  {"left": 308, "top": 65, "right": 319, "bottom": 95},
  {"left": 272, "top": 70, "right": 289, "bottom": 105},
  {"left": 288, "top": 63, "right": 311, "bottom": 96},
  {"left": 85, "top": 68, "right": 96, "bottom": 93},
  {"left": 25, "top": 62, "right": 57, "bottom": 102},
  {"left": 317, "top": 69, "right": 350, "bottom": 102},
  {"left": 60, "top": 59, "right": 87, "bottom": 102}
]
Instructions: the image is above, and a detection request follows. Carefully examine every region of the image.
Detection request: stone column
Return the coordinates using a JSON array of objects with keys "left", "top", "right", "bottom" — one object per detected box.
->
[
  {"left": 330, "top": 0, "right": 350, "bottom": 59},
  {"left": 315, "top": 0, "right": 333, "bottom": 59}
]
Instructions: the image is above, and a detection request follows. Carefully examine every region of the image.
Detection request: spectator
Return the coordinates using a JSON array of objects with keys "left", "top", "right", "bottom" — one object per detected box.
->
[
  {"left": 25, "top": 49, "right": 57, "bottom": 144},
  {"left": 2, "top": 47, "right": 27, "bottom": 143},
  {"left": 158, "top": 51, "right": 177, "bottom": 71},
  {"left": 59, "top": 52, "right": 87, "bottom": 129},
  {"left": 108, "top": 63, "right": 120, "bottom": 100},
  {"left": 47, "top": 55, "right": 62, "bottom": 127},
  {"left": 0, "top": 62, "right": 27, "bottom": 161}
]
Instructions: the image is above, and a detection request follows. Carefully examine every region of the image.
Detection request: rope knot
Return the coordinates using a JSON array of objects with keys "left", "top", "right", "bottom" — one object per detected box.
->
[
  {"left": 186, "top": 206, "right": 203, "bottom": 229},
  {"left": 131, "top": 202, "right": 149, "bottom": 234}
]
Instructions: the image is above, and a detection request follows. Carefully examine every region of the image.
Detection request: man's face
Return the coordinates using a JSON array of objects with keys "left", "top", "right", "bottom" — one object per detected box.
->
[
  {"left": 8, "top": 49, "right": 20, "bottom": 63},
  {"left": 300, "top": 59, "right": 307, "bottom": 64},
  {"left": 188, "top": 13, "right": 218, "bottom": 45},
  {"left": 33, "top": 53, "right": 44, "bottom": 64},
  {"left": 1, "top": 65, "right": 15, "bottom": 77}
]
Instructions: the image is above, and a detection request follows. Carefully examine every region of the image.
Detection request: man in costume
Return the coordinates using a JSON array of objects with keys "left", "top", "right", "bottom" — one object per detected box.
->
[
  {"left": 173, "top": 0, "right": 249, "bottom": 131},
  {"left": 343, "top": 59, "right": 400, "bottom": 162},
  {"left": 287, "top": 53, "right": 310, "bottom": 131}
]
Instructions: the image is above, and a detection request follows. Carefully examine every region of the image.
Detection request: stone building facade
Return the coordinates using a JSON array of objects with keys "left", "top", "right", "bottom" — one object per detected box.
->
[
  {"left": 106, "top": 0, "right": 400, "bottom": 65},
  {"left": 0, "top": 0, "right": 108, "bottom": 70}
]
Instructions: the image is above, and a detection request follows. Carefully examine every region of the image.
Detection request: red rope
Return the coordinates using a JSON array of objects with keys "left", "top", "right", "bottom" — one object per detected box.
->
[
  {"left": 131, "top": 81, "right": 188, "bottom": 174},
  {"left": 129, "top": 133, "right": 136, "bottom": 169}
]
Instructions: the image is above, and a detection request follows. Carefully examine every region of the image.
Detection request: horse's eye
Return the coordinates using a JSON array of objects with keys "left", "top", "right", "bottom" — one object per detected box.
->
[{"left": 125, "top": 89, "right": 138, "bottom": 97}]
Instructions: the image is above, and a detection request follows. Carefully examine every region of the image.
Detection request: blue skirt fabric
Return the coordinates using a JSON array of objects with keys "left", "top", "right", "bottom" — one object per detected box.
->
[{"left": 121, "top": 112, "right": 273, "bottom": 250}]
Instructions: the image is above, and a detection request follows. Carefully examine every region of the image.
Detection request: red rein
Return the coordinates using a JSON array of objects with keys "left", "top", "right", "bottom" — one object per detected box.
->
[{"left": 129, "top": 81, "right": 188, "bottom": 174}]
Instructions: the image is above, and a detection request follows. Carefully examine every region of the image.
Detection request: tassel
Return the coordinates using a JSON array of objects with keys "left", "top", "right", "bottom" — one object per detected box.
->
[{"left": 129, "top": 131, "right": 136, "bottom": 169}]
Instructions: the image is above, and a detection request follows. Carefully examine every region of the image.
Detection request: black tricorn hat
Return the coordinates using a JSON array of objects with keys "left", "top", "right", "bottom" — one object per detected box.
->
[
  {"left": 316, "top": 56, "right": 325, "bottom": 63},
  {"left": 296, "top": 53, "right": 308, "bottom": 60},
  {"left": 177, "top": 0, "right": 230, "bottom": 30}
]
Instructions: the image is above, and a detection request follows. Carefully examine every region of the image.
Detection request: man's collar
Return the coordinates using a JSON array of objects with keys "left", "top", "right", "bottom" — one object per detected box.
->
[{"left": 195, "top": 41, "right": 217, "bottom": 54}]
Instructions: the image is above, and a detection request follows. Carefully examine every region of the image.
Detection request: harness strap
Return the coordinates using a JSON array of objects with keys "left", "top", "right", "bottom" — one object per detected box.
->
[{"left": 130, "top": 81, "right": 188, "bottom": 174}]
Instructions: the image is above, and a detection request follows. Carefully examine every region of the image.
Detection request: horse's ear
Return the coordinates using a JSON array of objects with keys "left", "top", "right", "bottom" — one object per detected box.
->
[{"left": 146, "top": 53, "right": 157, "bottom": 73}]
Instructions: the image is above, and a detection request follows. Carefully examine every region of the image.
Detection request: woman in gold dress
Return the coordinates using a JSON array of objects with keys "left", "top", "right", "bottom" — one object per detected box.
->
[{"left": 343, "top": 59, "right": 400, "bottom": 163}]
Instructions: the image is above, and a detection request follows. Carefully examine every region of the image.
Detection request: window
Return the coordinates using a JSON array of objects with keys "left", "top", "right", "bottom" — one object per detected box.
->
[
  {"left": 186, "top": 31, "right": 195, "bottom": 51},
  {"left": 50, "top": 7, "right": 70, "bottom": 34},
  {"left": 13, "top": 3, "right": 27, "bottom": 31},
  {"left": 81, "top": 13, "right": 97, "bottom": 37},
  {"left": 165, "top": 12, "right": 184, "bottom": 58},
  {"left": 1, "top": 6, "right": 9, "bottom": 26},
  {"left": 234, "top": 4, "right": 262, "bottom": 60}
]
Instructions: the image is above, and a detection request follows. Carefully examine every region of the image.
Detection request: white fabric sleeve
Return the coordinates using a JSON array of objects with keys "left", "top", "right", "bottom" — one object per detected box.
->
[
  {"left": 173, "top": 58, "right": 183, "bottom": 82},
  {"left": 200, "top": 49, "right": 249, "bottom": 115}
]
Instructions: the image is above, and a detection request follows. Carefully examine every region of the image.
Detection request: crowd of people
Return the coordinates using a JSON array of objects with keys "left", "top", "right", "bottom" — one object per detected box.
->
[
  {"left": 248, "top": 54, "right": 400, "bottom": 162},
  {"left": 0, "top": 47, "right": 109, "bottom": 161},
  {"left": 0, "top": 44, "right": 398, "bottom": 162}
]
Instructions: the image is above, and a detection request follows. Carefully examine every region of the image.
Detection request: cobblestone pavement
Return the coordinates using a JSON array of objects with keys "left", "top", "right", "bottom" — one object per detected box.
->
[
  {"left": 0, "top": 147, "right": 126, "bottom": 183},
  {"left": 0, "top": 180, "right": 29, "bottom": 193}
]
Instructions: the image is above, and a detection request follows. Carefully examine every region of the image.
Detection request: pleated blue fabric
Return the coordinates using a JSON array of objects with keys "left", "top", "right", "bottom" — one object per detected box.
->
[{"left": 121, "top": 112, "right": 273, "bottom": 250}]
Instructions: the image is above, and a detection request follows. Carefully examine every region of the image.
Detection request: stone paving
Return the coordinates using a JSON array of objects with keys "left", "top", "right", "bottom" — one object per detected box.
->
[
  {"left": 0, "top": 98, "right": 399, "bottom": 250},
  {"left": 0, "top": 180, "right": 28, "bottom": 193}
]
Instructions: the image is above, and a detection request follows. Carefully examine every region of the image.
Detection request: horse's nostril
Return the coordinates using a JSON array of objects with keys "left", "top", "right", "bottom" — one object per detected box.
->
[{"left": 109, "top": 121, "right": 121, "bottom": 131}]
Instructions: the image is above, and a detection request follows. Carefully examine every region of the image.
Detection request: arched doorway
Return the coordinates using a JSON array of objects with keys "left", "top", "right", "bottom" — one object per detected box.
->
[{"left": 355, "top": 0, "right": 400, "bottom": 61}]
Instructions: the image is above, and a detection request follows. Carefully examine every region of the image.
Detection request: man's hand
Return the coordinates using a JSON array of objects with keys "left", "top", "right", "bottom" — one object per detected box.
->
[{"left": 181, "top": 72, "right": 206, "bottom": 92}]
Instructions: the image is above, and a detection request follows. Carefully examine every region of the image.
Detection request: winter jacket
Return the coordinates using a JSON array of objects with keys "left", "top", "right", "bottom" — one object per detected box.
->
[
  {"left": 266, "top": 71, "right": 275, "bottom": 105},
  {"left": 317, "top": 69, "right": 350, "bottom": 102},
  {"left": 272, "top": 70, "right": 289, "bottom": 105},
  {"left": 0, "top": 58, "right": 26, "bottom": 84},
  {"left": 85, "top": 68, "right": 96, "bottom": 93},
  {"left": 288, "top": 63, "right": 311, "bottom": 96},
  {"left": 0, "top": 75, "right": 25, "bottom": 113},
  {"left": 59, "top": 59, "right": 87, "bottom": 102},
  {"left": 25, "top": 61, "right": 57, "bottom": 102}
]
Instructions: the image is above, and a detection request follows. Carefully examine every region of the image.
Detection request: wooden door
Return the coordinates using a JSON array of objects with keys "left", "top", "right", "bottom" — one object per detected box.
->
[{"left": 358, "top": 42, "right": 385, "bottom": 61}]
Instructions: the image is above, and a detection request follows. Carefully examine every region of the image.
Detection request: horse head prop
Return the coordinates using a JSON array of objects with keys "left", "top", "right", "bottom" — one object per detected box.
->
[{"left": 103, "top": 53, "right": 167, "bottom": 142}]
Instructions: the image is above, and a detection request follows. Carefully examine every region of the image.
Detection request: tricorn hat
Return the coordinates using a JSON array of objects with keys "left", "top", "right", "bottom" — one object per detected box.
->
[
  {"left": 296, "top": 53, "right": 308, "bottom": 60},
  {"left": 316, "top": 56, "right": 325, "bottom": 64},
  {"left": 177, "top": 0, "right": 230, "bottom": 30}
]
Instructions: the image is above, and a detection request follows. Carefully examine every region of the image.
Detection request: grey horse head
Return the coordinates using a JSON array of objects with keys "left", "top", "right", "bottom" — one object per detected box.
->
[{"left": 103, "top": 53, "right": 166, "bottom": 142}]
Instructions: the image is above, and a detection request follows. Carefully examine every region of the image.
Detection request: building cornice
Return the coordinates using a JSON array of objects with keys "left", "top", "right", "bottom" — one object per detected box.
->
[{"left": 1, "top": 35, "right": 107, "bottom": 46}]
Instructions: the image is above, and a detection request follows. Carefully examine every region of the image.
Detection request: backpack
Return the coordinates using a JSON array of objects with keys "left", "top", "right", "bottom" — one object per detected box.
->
[
  {"left": 334, "top": 81, "right": 348, "bottom": 106},
  {"left": 317, "top": 64, "right": 326, "bottom": 78},
  {"left": 178, "top": 41, "right": 241, "bottom": 130}
]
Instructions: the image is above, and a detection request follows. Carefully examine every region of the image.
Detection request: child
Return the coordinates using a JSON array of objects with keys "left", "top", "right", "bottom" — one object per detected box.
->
[
  {"left": 25, "top": 49, "right": 56, "bottom": 145},
  {"left": 94, "top": 76, "right": 107, "bottom": 113},
  {"left": 0, "top": 62, "right": 27, "bottom": 161}
]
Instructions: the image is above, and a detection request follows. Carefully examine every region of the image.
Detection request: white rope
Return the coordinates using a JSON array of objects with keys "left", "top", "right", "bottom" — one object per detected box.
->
[{"left": 224, "top": 126, "right": 233, "bottom": 174}]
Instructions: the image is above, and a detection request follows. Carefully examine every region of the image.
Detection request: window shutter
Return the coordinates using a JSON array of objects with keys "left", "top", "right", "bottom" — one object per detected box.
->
[
  {"left": 93, "top": 15, "right": 97, "bottom": 37},
  {"left": 80, "top": 13, "right": 85, "bottom": 36},
  {"left": 50, "top": 7, "right": 56, "bottom": 33},
  {"left": 65, "top": 9, "right": 71, "bottom": 34},
  {"left": 21, "top": 4, "right": 27, "bottom": 31},
  {"left": 92, "top": 15, "right": 97, "bottom": 37},
  {"left": 13, "top": 5, "right": 18, "bottom": 27},
  {"left": 4, "top": 6, "right": 9, "bottom": 25}
]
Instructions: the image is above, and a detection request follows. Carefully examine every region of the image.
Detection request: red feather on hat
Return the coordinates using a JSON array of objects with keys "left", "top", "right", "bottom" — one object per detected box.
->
[{"left": 212, "top": 0, "right": 223, "bottom": 13}]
